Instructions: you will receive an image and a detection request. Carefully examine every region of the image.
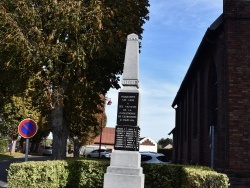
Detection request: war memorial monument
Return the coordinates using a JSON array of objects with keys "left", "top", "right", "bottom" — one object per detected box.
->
[{"left": 103, "top": 34, "right": 145, "bottom": 188}]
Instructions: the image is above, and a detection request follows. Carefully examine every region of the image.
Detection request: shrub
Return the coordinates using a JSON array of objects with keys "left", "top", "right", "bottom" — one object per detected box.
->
[
  {"left": 7, "top": 159, "right": 229, "bottom": 188},
  {"left": 0, "top": 140, "right": 8, "bottom": 153},
  {"left": 8, "top": 160, "right": 69, "bottom": 188},
  {"left": 65, "top": 160, "right": 108, "bottom": 188},
  {"left": 7, "top": 159, "right": 109, "bottom": 188},
  {"left": 142, "top": 163, "right": 182, "bottom": 188},
  {"left": 181, "top": 166, "right": 230, "bottom": 188}
]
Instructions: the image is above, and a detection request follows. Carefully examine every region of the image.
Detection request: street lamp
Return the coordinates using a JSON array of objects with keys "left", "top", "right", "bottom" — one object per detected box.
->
[{"left": 99, "top": 98, "right": 112, "bottom": 158}]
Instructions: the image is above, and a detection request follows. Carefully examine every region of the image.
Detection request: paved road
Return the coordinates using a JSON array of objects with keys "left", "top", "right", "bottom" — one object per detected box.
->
[{"left": 0, "top": 156, "right": 51, "bottom": 188}]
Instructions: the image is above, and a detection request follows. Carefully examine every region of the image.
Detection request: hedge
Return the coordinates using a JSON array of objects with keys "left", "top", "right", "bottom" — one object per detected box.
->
[
  {"left": 181, "top": 166, "right": 229, "bottom": 188},
  {"left": 7, "top": 159, "right": 229, "bottom": 188},
  {"left": 8, "top": 161, "right": 69, "bottom": 188}
]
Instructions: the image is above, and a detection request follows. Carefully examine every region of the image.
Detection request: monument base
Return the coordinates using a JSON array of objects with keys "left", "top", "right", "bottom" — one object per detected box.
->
[{"left": 103, "top": 150, "right": 145, "bottom": 188}]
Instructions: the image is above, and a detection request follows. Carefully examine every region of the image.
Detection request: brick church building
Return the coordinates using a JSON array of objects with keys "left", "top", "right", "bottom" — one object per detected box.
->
[{"left": 171, "top": 0, "right": 250, "bottom": 176}]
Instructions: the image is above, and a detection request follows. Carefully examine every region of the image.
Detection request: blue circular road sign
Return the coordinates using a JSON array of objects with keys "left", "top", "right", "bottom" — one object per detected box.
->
[{"left": 18, "top": 119, "right": 38, "bottom": 138}]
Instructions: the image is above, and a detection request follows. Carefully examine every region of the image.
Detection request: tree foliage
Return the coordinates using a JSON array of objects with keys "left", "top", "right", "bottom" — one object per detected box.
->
[
  {"left": 0, "top": 0, "right": 149, "bottom": 159},
  {"left": 0, "top": 94, "right": 50, "bottom": 143},
  {"left": 158, "top": 138, "right": 173, "bottom": 149}
]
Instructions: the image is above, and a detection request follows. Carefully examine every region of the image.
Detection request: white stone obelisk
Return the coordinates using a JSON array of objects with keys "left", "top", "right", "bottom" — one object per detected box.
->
[
  {"left": 121, "top": 34, "right": 139, "bottom": 90},
  {"left": 103, "top": 34, "right": 144, "bottom": 188}
]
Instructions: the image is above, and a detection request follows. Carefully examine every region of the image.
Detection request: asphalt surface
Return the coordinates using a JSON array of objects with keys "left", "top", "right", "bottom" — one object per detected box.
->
[{"left": 0, "top": 155, "right": 51, "bottom": 188}]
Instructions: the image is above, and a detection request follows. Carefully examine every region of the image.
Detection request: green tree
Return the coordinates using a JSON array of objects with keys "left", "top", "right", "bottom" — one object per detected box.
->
[
  {"left": 0, "top": 95, "right": 50, "bottom": 153},
  {"left": 0, "top": 0, "right": 149, "bottom": 159},
  {"left": 158, "top": 138, "right": 173, "bottom": 149}
]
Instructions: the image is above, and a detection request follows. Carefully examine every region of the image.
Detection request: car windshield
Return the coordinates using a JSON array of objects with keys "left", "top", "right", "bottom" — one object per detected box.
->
[{"left": 141, "top": 155, "right": 152, "bottom": 162}]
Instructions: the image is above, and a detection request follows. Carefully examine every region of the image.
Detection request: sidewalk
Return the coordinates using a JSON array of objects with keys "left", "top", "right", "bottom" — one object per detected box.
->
[{"left": 0, "top": 180, "right": 7, "bottom": 188}]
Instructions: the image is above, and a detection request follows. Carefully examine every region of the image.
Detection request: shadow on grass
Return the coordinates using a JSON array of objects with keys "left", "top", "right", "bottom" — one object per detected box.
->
[{"left": 0, "top": 152, "right": 24, "bottom": 159}]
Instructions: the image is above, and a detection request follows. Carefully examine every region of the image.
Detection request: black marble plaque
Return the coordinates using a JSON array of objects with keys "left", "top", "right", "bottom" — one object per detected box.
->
[
  {"left": 116, "top": 92, "right": 139, "bottom": 126},
  {"left": 114, "top": 125, "right": 140, "bottom": 151}
]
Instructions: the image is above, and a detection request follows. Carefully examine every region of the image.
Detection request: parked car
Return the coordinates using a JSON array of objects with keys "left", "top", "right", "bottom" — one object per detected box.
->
[
  {"left": 79, "top": 145, "right": 106, "bottom": 157},
  {"left": 139, "top": 152, "right": 170, "bottom": 164},
  {"left": 87, "top": 149, "right": 111, "bottom": 159},
  {"left": 42, "top": 146, "right": 52, "bottom": 156}
]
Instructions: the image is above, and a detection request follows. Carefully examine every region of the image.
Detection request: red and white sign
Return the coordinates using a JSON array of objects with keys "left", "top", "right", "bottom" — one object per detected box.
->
[{"left": 18, "top": 119, "right": 38, "bottom": 138}]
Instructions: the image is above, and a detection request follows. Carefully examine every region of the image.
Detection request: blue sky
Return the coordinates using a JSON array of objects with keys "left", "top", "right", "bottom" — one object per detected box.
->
[{"left": 106, "top": 0, "right": 223, "bottom": 142}]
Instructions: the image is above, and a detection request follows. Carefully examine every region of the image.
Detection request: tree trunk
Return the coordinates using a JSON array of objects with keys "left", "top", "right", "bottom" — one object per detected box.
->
[
  {"left": 30, "top": 142, "right": 35, "bottom": 153},
  {"left": 73, "top": 137, "right": 80, "bottom": 158},
  {"left": 10, "top": 140, "right": 17, "bottom": 154},
  {"left": 34, "top": 142, "right": 39, "bottom": 154},
  {"left": 52, "top": 105, "right": 68, "bottom": 160}
]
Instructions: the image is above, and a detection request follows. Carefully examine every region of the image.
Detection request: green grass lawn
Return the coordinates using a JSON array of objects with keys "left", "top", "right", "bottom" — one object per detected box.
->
[{"left": 0, "top": 152, "right": 25, "bottom": 159}]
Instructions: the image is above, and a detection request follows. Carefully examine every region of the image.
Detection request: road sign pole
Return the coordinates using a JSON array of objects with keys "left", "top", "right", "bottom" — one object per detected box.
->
[
  {"left": 25, "top": 138, "right": 29, "bottom": 162},
  {"left": 18, "top": 119, "right": 38, "bottom": 162}
]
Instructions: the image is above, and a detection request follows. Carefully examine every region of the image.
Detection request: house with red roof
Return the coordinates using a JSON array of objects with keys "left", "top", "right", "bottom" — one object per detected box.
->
[{"left": 92, "top": 127, "right": 115, "bottom": 150}]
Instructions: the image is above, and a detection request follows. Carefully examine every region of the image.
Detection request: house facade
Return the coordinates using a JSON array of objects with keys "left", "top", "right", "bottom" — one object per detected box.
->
[
  {"left": 171, "top": 0, "right": 250, "bottom": 175},
  {"left": 139, "top": 137, "right": 157, "bottom": 152}
]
